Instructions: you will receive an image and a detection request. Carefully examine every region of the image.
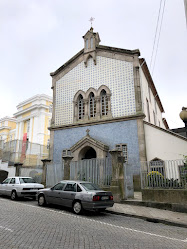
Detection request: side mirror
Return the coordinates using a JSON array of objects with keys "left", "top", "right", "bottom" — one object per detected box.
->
[{"left": 51, "top": 187, "right": 54, "bottom": 191}]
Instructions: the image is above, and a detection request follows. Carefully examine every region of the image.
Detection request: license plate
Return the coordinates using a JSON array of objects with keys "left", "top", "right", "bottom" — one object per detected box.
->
[{"left": 101, "top": 196, "right": 109, "bottom": 200}]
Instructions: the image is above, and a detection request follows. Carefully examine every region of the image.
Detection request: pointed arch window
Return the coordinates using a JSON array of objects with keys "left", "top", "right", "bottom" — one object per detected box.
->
[
  {"left": 101, "top": 90, "right": 108, "bottom": 116},
  {"left": 89, "top": 92, "right": 96, "bottom": 118},
  {"left": 78, "top": 94, "right": 85, "bottom": 119},
  {"left": 85, "top": 39, "right": 88, "bottom": 49},
  {"left": 90, "top": 37, "right": 93, "bottom": 48}
]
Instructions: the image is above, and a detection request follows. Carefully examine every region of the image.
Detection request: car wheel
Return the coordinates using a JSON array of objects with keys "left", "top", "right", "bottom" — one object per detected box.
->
[
  {"left": 38, "top": 195, "right": 46, "bottom": 206},
  {"left": 11, "top": 191, "right": 17, "bottom": 200},
  {"left": 73, "top": 201, "right": 82, "bottom": 214}
]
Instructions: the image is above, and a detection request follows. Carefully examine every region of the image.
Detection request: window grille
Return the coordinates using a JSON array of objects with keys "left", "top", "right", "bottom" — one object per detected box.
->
[
  {"left": 101, "top": 90, "right": 108, "bottom": 116},
  {"left": 146, "top": 98, "right": 150, "bottom": 122},
  {"left": 89, "top": 92, "right": 96, "bottom": 117},
  {"left": 78, "top": 95, "right": 85, "bottom": 119},
  {"left": 116, "top": 144, "right": 128, "bottom": 163},
  {"left": 149, "top": 160, "right": 165, "bottom": 176}
]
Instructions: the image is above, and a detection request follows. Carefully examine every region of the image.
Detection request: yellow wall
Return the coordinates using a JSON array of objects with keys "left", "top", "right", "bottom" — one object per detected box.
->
[
  {"left": 23, "top": 103, "right": 32, "bottom": 110},
  {"left": 31, "top": 118, "right": 34, "bottom": 143},
  {"left": 46, "top": 101, "right": 52, "bottom": 106},
  {"left": 43, "top": 116, "right": 50, "bottom": 145},
  {"left": 0, "top": 129, "right": 9, "bottom": 134},
  {"left": 8, "top": 121, "right": 16, "bottom": 129},
  {"left": 23, "top": 121, "right": 27, "bottom": 134},
  {"left": 22, "top": 112, "right": 31, "bottom": 118}
]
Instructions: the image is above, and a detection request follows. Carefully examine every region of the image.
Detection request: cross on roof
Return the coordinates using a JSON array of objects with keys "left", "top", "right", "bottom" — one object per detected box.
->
[
  {"left": 89, "top": 17, "right": 95, "bottom": 27},
  {"left": 86, "top": 129, "right": 90, "bottom": 136}
]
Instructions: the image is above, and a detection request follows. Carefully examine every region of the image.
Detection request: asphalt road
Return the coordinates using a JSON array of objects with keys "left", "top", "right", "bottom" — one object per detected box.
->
[{"left": 0, "top": 196, "right": 186, "bottom": 249}]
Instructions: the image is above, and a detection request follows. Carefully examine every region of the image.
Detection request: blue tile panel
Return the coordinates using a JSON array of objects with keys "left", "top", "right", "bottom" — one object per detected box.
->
[{"left": 53, "top": 120, "right": 141, "bottom": 174}]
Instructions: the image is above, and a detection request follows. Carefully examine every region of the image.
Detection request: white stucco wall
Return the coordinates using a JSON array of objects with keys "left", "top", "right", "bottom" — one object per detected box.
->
[
  {"left": 144, "top": 122, "right": 187, "bottom": 161},
  {"left": 0, "top": 160, "right": 15, "bottom": 177},
  {"left": 55, "top": 56, "right": 136, "bottom": 126}
]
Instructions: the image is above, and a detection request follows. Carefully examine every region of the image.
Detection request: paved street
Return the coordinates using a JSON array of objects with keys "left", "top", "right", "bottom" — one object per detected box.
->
[{"left": 0, "top": 197, "right": 186, "bottom": 249}]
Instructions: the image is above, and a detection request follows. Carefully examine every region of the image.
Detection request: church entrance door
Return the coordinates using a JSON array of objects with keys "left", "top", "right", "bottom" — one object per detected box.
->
[{"left": 78, "top": 146, "right": 97, "bottom": 160}]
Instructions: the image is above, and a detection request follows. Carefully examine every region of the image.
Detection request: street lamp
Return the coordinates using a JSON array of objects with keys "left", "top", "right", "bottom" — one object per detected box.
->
[{"left": 179, "top": 107, "right": 187, "bottom": 138}]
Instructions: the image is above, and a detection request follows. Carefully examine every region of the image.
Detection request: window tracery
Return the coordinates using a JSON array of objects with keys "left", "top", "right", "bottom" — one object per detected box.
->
[
  {"left": 78, "top": 94, "right": 85, "bottom": 119},
  {"left": 89, "top": 92, "right": 96, "bottom": 118},
  {"left": 73, "top": 86, "right": 111, "bottom": 122},
  {"left": 101, "top": 90, "right": 108, "bottom": 116}
]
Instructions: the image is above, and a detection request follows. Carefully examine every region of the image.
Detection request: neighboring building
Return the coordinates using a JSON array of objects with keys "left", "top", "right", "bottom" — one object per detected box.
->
[
  {"left": 49, "top": 28, "right": 187, "bottom": 188},
  {"left": 14, "top": 94, "right": 53, "bottom": 146},
  {"left": 171, "top": 127, "right": 187, "bottom": 138},
  {"left": 0, "top": 94, "right": 53, "bottom": 180},
  {"left": 0, "top": 117, "right": 16, "bottom": 142}
]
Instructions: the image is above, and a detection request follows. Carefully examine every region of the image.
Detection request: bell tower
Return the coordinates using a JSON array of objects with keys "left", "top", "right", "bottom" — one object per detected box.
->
[{"left": 82, "top": 27, "right": 101, "bottom": 67}]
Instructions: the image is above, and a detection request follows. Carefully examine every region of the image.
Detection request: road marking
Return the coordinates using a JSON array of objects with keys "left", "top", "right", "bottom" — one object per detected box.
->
[
  {"left": 0, "top": 225, "right": 13, "bottom": 232},
  {"left": 1, "top": 198, "right": 186, "bottom": 243}
]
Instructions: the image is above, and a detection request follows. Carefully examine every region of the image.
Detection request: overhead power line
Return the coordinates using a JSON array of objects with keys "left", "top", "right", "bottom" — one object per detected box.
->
[{"left": 150, "top": 0, "right": 166, "bottom": 76}]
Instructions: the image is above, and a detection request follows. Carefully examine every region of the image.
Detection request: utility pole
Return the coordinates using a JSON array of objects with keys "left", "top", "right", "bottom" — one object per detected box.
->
[{"left": 184, "top": 0, "right": 187, "bottom": 27}]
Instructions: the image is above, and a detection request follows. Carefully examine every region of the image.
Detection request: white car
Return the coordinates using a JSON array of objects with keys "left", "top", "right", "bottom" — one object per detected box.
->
[{"left": 0, "top": 177, "right": 44, "bottom": 200}]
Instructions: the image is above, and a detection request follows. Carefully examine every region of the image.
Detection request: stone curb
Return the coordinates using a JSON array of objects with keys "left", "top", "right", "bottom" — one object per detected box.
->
[{"left": 106, "top": 210, "right": 187, "bottom": 229}]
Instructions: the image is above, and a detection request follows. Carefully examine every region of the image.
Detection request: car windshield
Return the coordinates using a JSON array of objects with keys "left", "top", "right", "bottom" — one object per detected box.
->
[
  {"left": 80, "top": 183, "right": 101, "bottom": 191},
  {"left": 19, "top": 178, "right": 36, "bottom": 184}
]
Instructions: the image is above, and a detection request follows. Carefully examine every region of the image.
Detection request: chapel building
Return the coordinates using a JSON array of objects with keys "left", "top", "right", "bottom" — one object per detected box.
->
[{"left": 49, "top": 28, "right": 187, "bottom": 187}]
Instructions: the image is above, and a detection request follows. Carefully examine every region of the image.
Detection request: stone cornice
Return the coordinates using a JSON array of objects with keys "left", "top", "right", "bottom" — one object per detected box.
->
[
  {"left": 14, "top": 104, "right": 50, "bottom": 117},
  {"left": 97, "top": 45, "right": 140, "bottom": 56},
  {"left": 49, "top": 113, "right": 145, "bottom": 131},
  {"left": 16, "top": 94, "right": 52, "bottom": 109},
  {"left": 144, "top": 121, "right": 187, "bottom": 141},
  {"left": 50, "top": 45, "right": 140, "bottom": 78}
]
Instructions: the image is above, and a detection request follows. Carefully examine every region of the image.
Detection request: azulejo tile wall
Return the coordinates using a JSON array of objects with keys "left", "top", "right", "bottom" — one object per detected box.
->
[{"left": 55, "top": 56, "right": 136, "bottom": 126}]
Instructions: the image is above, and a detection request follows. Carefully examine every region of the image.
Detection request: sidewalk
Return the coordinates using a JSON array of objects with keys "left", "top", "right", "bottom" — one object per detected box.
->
[{"left": 107, "top": 193, "right": 187, "bottom": 228}]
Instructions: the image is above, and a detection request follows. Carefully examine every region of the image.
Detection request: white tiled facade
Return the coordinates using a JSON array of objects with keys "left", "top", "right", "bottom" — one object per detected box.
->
[{"left": 55, "top": 56, "right": 136, "bottom": 126}]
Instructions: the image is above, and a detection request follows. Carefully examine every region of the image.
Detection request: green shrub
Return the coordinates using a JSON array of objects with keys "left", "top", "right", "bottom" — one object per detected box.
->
[{"left": 147, "top": 171, "right": 164, "bottom": 187}]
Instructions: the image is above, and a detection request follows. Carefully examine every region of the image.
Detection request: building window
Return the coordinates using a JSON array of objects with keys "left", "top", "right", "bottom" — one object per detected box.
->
[
  {"left": 148, "top": 86, "right": 151, "bottom": 102},
  {"left": 149, "top": 159, "right": 165, "bottom": 176},
  {"left": 78, "top": 94, "right": 85, "bottom": 119},
  {"left": 116, "top": 144, "right": 128, "bottom": 163},
  {"left": 153, "top": 111, "right": 156, "bottom": 125},
  {"left": 89, "top": 92, "right": 96, "bottom": 118},
  {"left": 146, "top": 98, "right": 150, "bottom": 122},
  {"left": 85, "top": 39, "right": 88, "bottom": 49},
  {"left": 101, "top": 90, "right": 108, "bottom": 116},
  {"left": 154, "top": 99, "right": 157, "bottom": 114},
  {"left": 49, "top": 104, "right": 53, "bottom": 113},
  {"left": 73, "top": 86, "right": 111, "bottom": 122},
  {"left": 91, "top": 38, "right": 93, "bottom": 48}
]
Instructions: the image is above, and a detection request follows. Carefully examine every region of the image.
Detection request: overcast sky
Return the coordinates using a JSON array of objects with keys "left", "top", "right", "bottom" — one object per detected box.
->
[{"left": 0, "top": 0, "right": 186, "bottom": 129}]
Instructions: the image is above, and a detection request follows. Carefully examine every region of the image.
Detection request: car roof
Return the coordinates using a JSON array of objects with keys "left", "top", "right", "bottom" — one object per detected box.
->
[{"left": 59, "top": 180, "right": 92, "bottom": 184}]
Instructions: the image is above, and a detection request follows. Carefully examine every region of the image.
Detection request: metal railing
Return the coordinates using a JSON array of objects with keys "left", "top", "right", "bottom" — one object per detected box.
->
[
  {"left": 141, "top": 160, "right": 187, "bottom": 189},
  {"left": 0, "top": 139, "right": 49, "bottom": 167},
  {"left": 70, "top": 158, "right": 112, "bottom": 187}
]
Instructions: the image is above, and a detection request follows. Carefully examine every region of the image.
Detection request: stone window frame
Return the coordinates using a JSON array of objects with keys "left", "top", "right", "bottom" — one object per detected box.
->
[
  {"left": 115, "top": 144, "right": 128, "bottom": 163},
  {"left": 73, "top": 85, "right": 112, "bottom": 122},
  {"left": 149, "top": 158, "right": 165, "bottom": 177}
]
